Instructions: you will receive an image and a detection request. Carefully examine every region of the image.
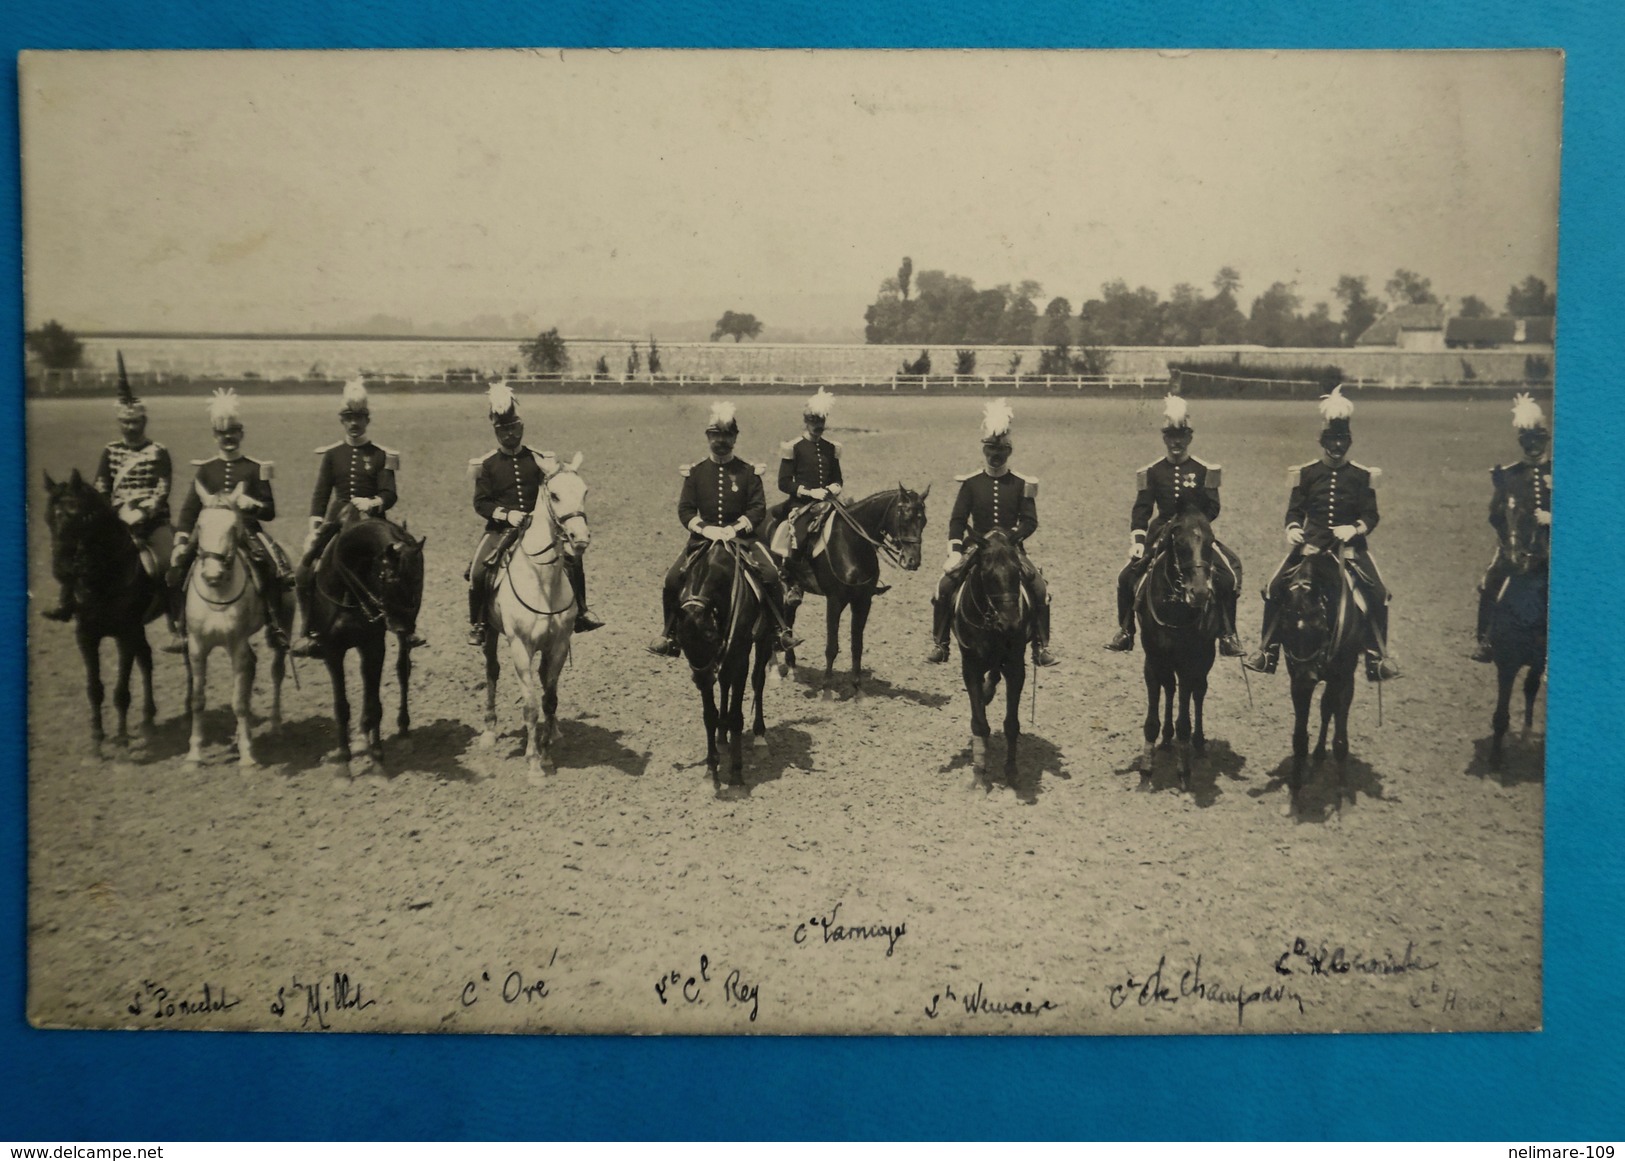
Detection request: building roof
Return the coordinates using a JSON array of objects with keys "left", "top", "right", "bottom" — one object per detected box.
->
[
  {"left": 1445, "top": 317, "right": 1516, "bottom": 344},
  {"left": 1354, "top": 303, "right": 1446, "bottom": 346},
  {"left": 1522, "top": 317, "right": 1555, "bottom": 344}
]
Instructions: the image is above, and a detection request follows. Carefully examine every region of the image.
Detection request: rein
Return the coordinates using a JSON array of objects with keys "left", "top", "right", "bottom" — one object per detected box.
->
[
  {"left": 831, "top": 492, "right": 919, "bottom": 569},
  {"left": 501, "top": 488, "right": 584, "bottom": 618}
]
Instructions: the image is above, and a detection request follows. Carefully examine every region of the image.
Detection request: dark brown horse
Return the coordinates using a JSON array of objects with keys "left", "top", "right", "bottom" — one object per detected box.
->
[
  {"left": 768, "top": 484, "right": 929, "bottom": 696},
  {"left": 952, "top": 528, "right": 1034, "bottom": 786},
  {"left": 1488, "top": 498, "right": 1548, "bottom": 768},
  {"left": 1133, "top": 508, "right": 1221, "bottom": 791},
  {"left": 41, "top": 471, "right": 163, "bottom": 758},
  {"left": 307, "top": 510, "right": 425, "bottom": 776},
  {"left": 673, "top": 539, "right": 774, "bottom": 791},
  {"left": 1277, "top": 544, "right": 1368, "bottom": 819}
]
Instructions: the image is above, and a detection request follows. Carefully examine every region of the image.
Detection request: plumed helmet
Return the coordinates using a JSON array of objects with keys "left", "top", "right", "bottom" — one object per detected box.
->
[
  {"left": 1511, "top": 393, "right": 1548, "bottom": 434},
  {"left": 207, "top": 387, "right": 242, "bottom": 431},
  {"left": 340, "top": 377, "right": 370, "bottom": 416},
  {"left": 705, "top": 400, "right": 739, "bottom": 436},
  {"left": 803, "top": 387, "right": 836, "bottom": 419},
  {"left": 980, "top": 398, "right": 1014, "bottom": 444},
  {"left": 114, "top": 350, "right": 146, "bottom": 420},
  {"left": 1161, "top": 393, "right": 1192, "bottom": 432},
  {"left": 487, "top": 380, "right": 520, "bottom": 427},
  {"left": 1318, "top": 385, "right": 1355, "bottom": 438}
]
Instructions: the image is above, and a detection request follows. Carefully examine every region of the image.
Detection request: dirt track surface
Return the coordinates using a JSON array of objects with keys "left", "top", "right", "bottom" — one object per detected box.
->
[{"left": 27, "top": 394, "right": 1543, "bottom": 1034}]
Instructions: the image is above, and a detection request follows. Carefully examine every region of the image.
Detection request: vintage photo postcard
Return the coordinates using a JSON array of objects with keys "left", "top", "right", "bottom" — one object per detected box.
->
[{"left": 22, "top": 48, "right": 1557, "bottom": 1034}]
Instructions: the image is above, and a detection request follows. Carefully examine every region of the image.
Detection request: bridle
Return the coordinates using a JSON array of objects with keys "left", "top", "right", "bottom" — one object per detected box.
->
[
  {"left": 679, "top": 541, "right": 751, "bottom": 679},
  {"left": 1280, "top": 548, "right": 1336, "bottom": 669},
  {"left": 1142, "top": 522, "right": 1214, "bottom": 630},
  {"left": 500, "top": 470, "right": 589, "bottom": 617}
]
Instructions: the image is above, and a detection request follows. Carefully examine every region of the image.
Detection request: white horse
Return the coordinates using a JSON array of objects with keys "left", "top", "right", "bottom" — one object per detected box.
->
[
  {"left": 480, "top": 453, "right": 590, "bottom": 780},
  {"left": 182, "top": 483, "right": 290, "bottom": 767}
]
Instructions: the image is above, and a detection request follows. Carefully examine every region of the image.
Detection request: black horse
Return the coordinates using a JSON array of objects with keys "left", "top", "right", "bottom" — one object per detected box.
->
[
  {"left": 952, "top": 528, "right": 1034, "bottom": 786},
  {"left": 767, "top": 483, "right": 929, "bottom": 697},
  {"left": 41, "top": 470, "right": 163, "bottom": 758},
  {"left": 306, "top": 510, "right": 425, "bottom": 775},
  {"left": 1488, "top": 499, "right": 1548, "bottom": 768},
  {"left": 1133, "top": 508, "right": 1221, "bottom": 791},
  {"left": 1277, "top": 544, "right": 1368, "bottom": 818},
  {"left": 673, "top": 539, "right": 774, "bottom": 791}
]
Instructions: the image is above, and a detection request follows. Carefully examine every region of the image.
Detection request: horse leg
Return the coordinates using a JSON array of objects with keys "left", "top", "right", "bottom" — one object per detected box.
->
[
  {"left": 726, "top": 660, "right": 749, "bottom": 785},
  {"left": 751, "top": 639, "right": 771, "bottom": 750},
  {"left": 1522, "top": 660, "right": 1545, "bottom": 739},
  {"left": 1002, "top": 651, "right": 1024, "bottom": 786},
  {"left": 821, "top": 593, "right": 844, "bottom": 697},
  {"left": 1174, "top": 681, "right": 1193, "bottom": 792},
  {"left": 848, "top": 593, "right": 872, "bottom": 697},
  {"left": 1313, "top": 685, "right": 1334, "bottom": 762},
  {"left": 509, "top": 636, "right": 542, "bottom": 776},
  {"left": 185, "top": 642, "right": 208, "bottom": 765},
  {"left": 111, "top": 636, "right": 135, "bottom": 754},
  {"left": 1491, "top": 661, "right": 1516, "bottom": 769},
  {"left": 1160, "top": 679, "right": 1175, "bottom": 751},
  {"left": 1190, "top": 662, "right": 1209, "bottom": 758},
  {"left": 325, "top": 650, "right": 352, "bottom": 774},
  {"left": 1333, "top": 668, "right": 1355, "bottom": 811},
  {"left": 77, "top": 631, "right": 107, "bottom": 759},
  {"left": 359, "top": 635, "right": 386, "bottom": 770},
  {"left": 1138, "top": 658, "right": 1160, "bottom": 775},
  {"left": 962, "top": 651, "right": 991, "bottom": 778},
  {"left": 480, "top": 635, "right": 502, "bottom": 750},
  {"left": 395, "top": 633, "right": 413, "bottom": 744},
  {"left": 698, "top": 676, "right": 721, "bottom": 785},
  {"left": 1286, "top": 676, "right": 1314, "bottom": 818},
  {"left": 133, "top": 629, "right": 157, "bottom": 742},
  {"left": 777, "top": 601, "right": 798, "bottom": 683},
  {"left": 231, "top": 639, "right": 257, "bottom": 768}
]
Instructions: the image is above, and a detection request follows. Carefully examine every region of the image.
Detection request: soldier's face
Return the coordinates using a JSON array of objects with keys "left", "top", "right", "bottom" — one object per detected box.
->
[
  {"left": 1162, "top": 428, "right": 1192, "bottom": 462},
  {"left": 804, "top": 414, "right": 826, "bottom": 438},
  {"left": 708, "top": 430, "right": 737, "bottom": 459},
  {"left": 340, "top": 409, "right": 370, "bottom": 441},
  {"left": 496, "top": 420, "right": 524, "bottom": 453},
  {"left": 1519, "top": 428, "right": 1549, "bottom": 460},
  {"left": 983, "top": 438, "right": 1011, "bottom": 471},
  {"left": 117, "top": 415, "right": 147, "bottom": 443},
  {"left": 215, "top": 424, "right": 244, "bottom": 456},
  {"left": 1321, "top": 430, "right": 1352, "bottom": 464}
]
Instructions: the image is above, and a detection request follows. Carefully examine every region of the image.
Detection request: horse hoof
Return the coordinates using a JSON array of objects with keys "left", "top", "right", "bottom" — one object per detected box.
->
[
  {"left": 1280, "top": 799, "right": 1296, "bottom": 819},
  {"left": 753, "top": 734, "right": 768, "bottom": 750},
  {"left": 238, "top": 754, "right": 258, "bottom": 770},
  {"left": 478, "top": 731, "right": 496, "bottom": 751},
  {"left": 332, "top": 763, "right": 352, "bottom": 782}
]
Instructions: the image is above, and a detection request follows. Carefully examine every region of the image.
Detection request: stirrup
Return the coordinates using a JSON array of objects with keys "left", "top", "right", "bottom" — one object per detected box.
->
[
  {"left": 646, "top": 635, "right": 679, "bottom": 657},
  {"left": 925, "top": 641, "right": 950, "bottom": 664},
  {"left": 1032, "top": 644, "right": 1059, "bottom": 668},
  {"left": 1218, "top": 633, "right": 1245, "bottom": 658},
  {"left": 1104, "top": 629, "right": 1134, "bottom": 652},
  {"left": 776, "top": 628, "right": 803, "bottom": 652},
  {"left": 1366, "top": 652, "right": 1402, "bottom": 682},
  {"left": 290, "top": 634, "right": 324, "bottom": 658},
  {"left": 574, "top": 609, "right": 605, "bottom": 633},
  {"left": 467, "top": 624, "right": 487, "bottom": 648},
  {"left": 1242, "top": 648, "right": 1278, "bottom": 675},
  {"left": 1470, "top": 638, "right": 1494, "bottom": 663},
  {"left": 161, "top": 635, "right": 188, "bottom": 654},
  {"left": 41, "top": 606, "right": 75, "bottom": 622},
  {"left": 784, "top": 584, "right": 804, "bottom": 608}
]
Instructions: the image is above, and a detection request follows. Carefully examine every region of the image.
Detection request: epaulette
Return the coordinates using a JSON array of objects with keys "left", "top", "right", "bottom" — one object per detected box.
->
[
  {"left": 1349, "top": 460, "right": 1381, "bottom": 488},
  {"left": 378, "top": 445, "right": 400, "bottom": 472},
  {"left": 954, "top": 468, "right": 981, "bottom": 482},
  {"left": 189, "top": 457, "right": 213, "bottom": 467},
  {"left": 780, "top": 439, "right": 798, "bottom": 457},
  {"left": 1135, "top": 458, "right": 1162, "bottom": 491},
  {"left": 679, "top": 462, "right": 693, "bottom": 478},
  {"left": 1193, "top": 457, "right": 1222, "bottom": 488},
  {"left": 313, "top": 440, "right": 343, "bottom": 454},
  {"left": 1022, "top": 476, "right": 1039, "bottom": 499},
  {"left": 752, "top": 462, "right": 767, "bottom": 475},
  {"left": 467, "top": 451, "right": 494, "bottom": 479},
  {"left": 1287, "top": 460, "right": 1316, "bottom": 488},
  {"left": 256, "top": 459, "right": 275, "bottom": 481}
]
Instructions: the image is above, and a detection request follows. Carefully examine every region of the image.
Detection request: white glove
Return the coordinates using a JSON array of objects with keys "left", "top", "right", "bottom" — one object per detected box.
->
[
  {"left": 1129, "top": 541, "right": 1145, "bottom": 561},
  {"left": 352, "top": 497, "right": 377, "bottom": 514},
  {"left": 506, "top": 509, "right": 526, "bottom": 528},
  {"left": 117, "top": 505, "right": 143, "bottom": 526},
  {"left": 308, "top": 516, "right": 324, "bottom": 534},
  {"left": 1535, "top": 510, "right": 1552, "bottom": 526},
  {"left": 234, "top": 493, "right": 259, "bottom": 513},
  {"left": 702, "top": 525, "right": 729, "bottom": 542},
  {"left": 1332, "top": 524, "right": 1357, "bottom": 543},
  {"left": 809, "top": 487, "right": 828, "bottom": 501},
  {"left": 942, "top": 550, "right": 963, "bottom": 573},
  {"left": 826, "top": 483, "right": 842, "bottom": 497},
  {"left": 1286, "top": 526, "right": 1305, "bottom": 546}
]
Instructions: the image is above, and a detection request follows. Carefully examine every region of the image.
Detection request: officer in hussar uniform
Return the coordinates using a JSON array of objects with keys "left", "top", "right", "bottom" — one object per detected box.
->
[
  {"left": 1104, "top": 395, "right": 1244, "bottom": 656},
  {"left": 164, "top": 388, "right": 291, "bottom": 651},
  {"left": 925, "top": 398, "right": 1057, "bottom": 668},
  {"left": 292, "top": 378, "right": 425, "bottom": 656},
  {"left": 1471, "top": 393, "right": 1552, "bottom": 662},
  {"left": 465, "top": 381, "right": 604, "bottom": 647},
  {"left": 768, "top": 386, "right": 845, "bottom": 603},
  {"left": 1243, "top": 386, "right": 1401, "bottom": 681},
  {"left": 647, "top": 401, "right": 803, "bottom": 658}
]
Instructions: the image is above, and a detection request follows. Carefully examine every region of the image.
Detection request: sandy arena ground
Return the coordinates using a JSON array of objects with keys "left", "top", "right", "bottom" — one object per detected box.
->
[{"left": 25, "top": 393, "right": 1544, "bottom": 1034}]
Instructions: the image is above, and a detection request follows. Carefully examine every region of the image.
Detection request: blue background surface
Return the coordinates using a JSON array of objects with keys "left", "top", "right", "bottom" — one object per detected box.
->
[{"left": 1, "top": 1, "right": 1620, "bottom": 1142}]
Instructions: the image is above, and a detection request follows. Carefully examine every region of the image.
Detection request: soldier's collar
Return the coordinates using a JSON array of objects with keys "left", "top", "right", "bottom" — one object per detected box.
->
[
  {"left": 1319, "top": 451, "right": 1347, "bottom": 468},
  {"left": 344, "top": 435, "right": 371, "bottom": 449},
  {"left": 984, "top": 464, "right": 1011, "bottom": 478},
  {"left": 709, "top": 452, "right": 737, "bottom": 465},
  {"left": 1165, "top": 452, "right": 1190, "bottom": 466},
  {"left": 118, "top": 437, "right": 152, "bottom": 451},
  {"left": 220, "top": 450, "right": 245, "bottom": 463}
]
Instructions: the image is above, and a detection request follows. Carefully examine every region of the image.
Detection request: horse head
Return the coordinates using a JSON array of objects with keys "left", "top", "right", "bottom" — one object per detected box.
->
[
  {"left": 1279, "top": 546, "right": 1337, "bottom": 675},
  {"left": 377, "top": 531, "right": 427, "bottom": 627},
  {"left": 675, "top": 541, "right": 736, "bottom": 675},
  {"left": 885, "top": 481, "right": 929, "bottom": 571},
  {"left": 531, "top": 452, "right": 590, "bottom": 559},
  {"left": 193, "top": 482, "right": 247, "bottom": 586},
  {"left": 968, "top": 528, "right": 1027, "bottom": 634},
  {"left": 1502, "top": 495, "right": 1550, "bottom": 576},
  {"left": 43, "top": 469, "right": 102, "bottom": 549},
  {"left": 1166, "top": 507, "right": 1215, "bottom": 607}
]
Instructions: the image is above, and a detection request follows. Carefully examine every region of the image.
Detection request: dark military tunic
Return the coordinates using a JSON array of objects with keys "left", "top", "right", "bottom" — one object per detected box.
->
[
  {"left": 471, "top": 446, "right": 554, "bottom": 533},
  {"left": 94, "top": 439, "right": 173, "bottom": 534},
  {"left": 1284, "top": 459, "right": 1380, "bottom": 550},
  {"left": 947, "top": 468, "right": 1038, "bottom": 548},
  {"left": 176, "top": 455, "right": 276, "bottom": 534},
  {"left": 680, "top": 457, "right": 767, "bottom": 545},
  {"left": 310, "top": 439, "right": 398, "bottom": 519},
  {"left": 778, "top": 435, "right": 844, "bottom": 509},
  {"left": 1489, "top": 458, "right": 1552, "bottom": 536},
  {"left": 1132, "top": 456, "right": 1220, "bottom": 533}
]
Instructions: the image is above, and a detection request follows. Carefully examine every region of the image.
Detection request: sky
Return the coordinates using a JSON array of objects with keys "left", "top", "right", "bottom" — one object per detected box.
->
[{"left": 19, "top": 49, "right": 1562, "bottom": 336}]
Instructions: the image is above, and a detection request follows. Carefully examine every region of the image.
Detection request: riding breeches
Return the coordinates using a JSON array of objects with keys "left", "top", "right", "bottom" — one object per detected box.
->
[{"left": 1477, "top": 546, "right": 1513, "bottom": 640}]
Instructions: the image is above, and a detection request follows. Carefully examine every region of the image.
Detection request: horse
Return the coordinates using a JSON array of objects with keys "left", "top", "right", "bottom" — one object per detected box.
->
[
  {"left": 1276, "top": 543, "right": 1368, "bottom": 818},
  {"left": 952, "top": 528, "right": 1035, "bottom": 786},
  {"left": 180, "top": 484, "right": 292, "bottom": 767},
  {"left": 767, "top": 483, "right": 929, "bottom": 696},
  {"left": 40, "top": 470, "right": 163, "bottom": 758},
  {"left": 1488, "top": 497, "right": 1548, "bottom": 768},
  {"left": 673, "top": 538, "right": 774, "bottom": 790},
  {"left": 307, "top": 508, "right": 425, "bottom": 775},
  {"left": 480, "top": 453, "right": 588, "bottom": 781},
  {"left": 1133, "top": 508, "right": 1221, "bottom": 790}
]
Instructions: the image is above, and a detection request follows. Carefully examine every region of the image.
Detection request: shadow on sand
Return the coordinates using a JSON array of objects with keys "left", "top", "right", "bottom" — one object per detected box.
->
[
  {"left": 937, "top": 731, "right": 1067, "bottom": 805},
  {"left": 1247, "top": 752, "right": 1391, "bottom": 823},
  {"left": 1463, "top": 733, "right": 1546, "bottom": 788},
  {"left": 705, "top": 721, "right": 818, "bottom": 801},
  {"left": 1113, "top": 737, "right": 1249, "bottom": 808},
  {"left": 772, "top": 663, "right": 954, "bottom": 710}
]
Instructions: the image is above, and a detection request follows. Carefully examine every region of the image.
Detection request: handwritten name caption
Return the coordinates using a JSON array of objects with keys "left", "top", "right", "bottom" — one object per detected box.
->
[
  {"left": 127, "top": 979, "right": 242, "bottom": 1021},
  {"left": 923, "top": 979, "right": 1059, "bottom": 1020},
  {"left": 460, "top": 949, "right": 559, "bottom": 1009},
  {"left": 793, "top": 901, "right": 907, "bottom": 957},
  {"left": 270, "top": 971, "right": 377, "bottom": 1030},
  {"left": 1407, "top": 978, "right": 1511, "bottom": 1022},
  {"left": 1107, "top": 954, "right": 1304, "bottom": 1025},
  {"left": 1274, "top": 937, "right": 1438, "bottom": 978},
  {"left": 653, "top": 954, "right": 761, "bottom": 1023}
]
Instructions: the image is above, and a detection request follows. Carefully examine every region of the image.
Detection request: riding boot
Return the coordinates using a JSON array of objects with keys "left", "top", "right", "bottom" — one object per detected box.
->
[
  {"left": 1242, "top": 599, "right": 1279, "bottom": 674},
  {"left": 647, "top": 583, "right": 680, "bottom": 656},
  {"left": 1218, "top": 589, "right": 1245, "bottom": 657},
  {"left": 1032, "top": 601, "right": 1058, "bottom": 668},
  {"left": 161, "top": 581, "right": 189, "bottom": 653},
  {"left": 466, "top": 585, "right": 486, "bottom": 648},
  {"left": 290, "top": 568, "right": 323, "bottom": 657},
  {"left": 40, "top": 581, "right": 76, "bottom": 622},
  {"left": 1105, "top": 571, "right": 1135, "bottom": 651},
  {"left": 1366, "top": 602, "right": 1402, "bottom": 682},
  {"left": 926, "top": 596, "right": 951, "bottom": 663},
  {"left": 1471, "top": 585, "right": 1495, "bottom": 662},
  {"left": 566, "top": 556, "right": 604, "bottom": 632},
  {"left": 762, "top": 575, "right": 803, "bottom": 653}
]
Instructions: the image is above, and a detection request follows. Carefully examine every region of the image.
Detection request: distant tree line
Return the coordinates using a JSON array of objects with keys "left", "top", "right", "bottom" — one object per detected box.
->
[{"left": 863, "top": 258, "right": 1557, "bottom": 349}]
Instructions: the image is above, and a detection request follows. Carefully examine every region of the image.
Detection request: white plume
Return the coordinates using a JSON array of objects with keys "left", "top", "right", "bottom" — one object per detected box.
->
[
  {"left": 486, "top": 380, "right": 516, "bottom": 418},
  {"left": 341, "top": 377, "right": 369, "bottom": 411},
  {"left": 803, "top": 387, "right": 836, "bottom": 418},
  {"left": 1162, "top": 394, "right": 1190, "bottom": 428},
  {"left": 708, "top": 400, "right": 737, "bottom": 429},
  {"left": 980, "top": 397, "right": 1014, "bottom": 440},
  {"left": 1511, "top": 393, "right": 1547, "bottom": 431},
  {"left": 1318, "top": 385, "right": 1355, "bottom": 422},
  {"left": 206, "top": 387, "right": 241, "bottom": 429}
]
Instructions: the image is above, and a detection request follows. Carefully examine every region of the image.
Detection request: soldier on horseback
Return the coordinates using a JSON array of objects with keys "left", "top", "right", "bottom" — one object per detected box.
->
[
  {"left": 465, "top": 381, "right": 604, "bottom": 647},
  {"left": 1104, "top": 395, "right": 1244, "bottom": 657},
  {"left": 1243, "top": 387, "right": 1402, "bottom": 682},
  {"left": 768, "top": 387, "right": 845, "bottom": 605},
  {"left": 925, "top": 399, "right": 1057, "bottom": 668},
  {"left": 647, "top": 401, "right": 803, "bottom": 658},
  {"left": 1472, "top": 393, "right": 1552, "bottom": 662},
  {"left": 292, "top": 378, "right": 426, "bottom": 657},
  {"left": 163, "top": 388, "right": 292, "bottom": 651}
]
